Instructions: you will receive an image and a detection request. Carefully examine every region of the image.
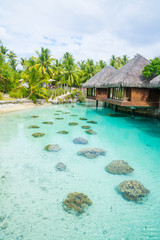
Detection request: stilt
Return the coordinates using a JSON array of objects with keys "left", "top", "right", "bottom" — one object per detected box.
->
[
  {"left": 131, "top": 108, "right": 135, "bottom": 119},
  {"left": 104, "top": 102, "right": 107, "bottom": 107},
  {"left": 115, "top": 105, "right": 118, "bottom": 112},
  {"left": 96, "top": 100, "right": 98, "bottom": 108}
]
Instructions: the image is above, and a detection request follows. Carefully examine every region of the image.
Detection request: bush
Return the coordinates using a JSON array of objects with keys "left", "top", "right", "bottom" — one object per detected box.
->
[
  {"left": 0, "top": 92, "right": 2, "bottom": 100},
  {"left": 45, "top": 89, "right": 53, "bottom": 99},
  {"left": 9, "top": 89, "right": 28, "bottom": 99},
  {"left": 77, "top": 90, "right": 86, "bottom": 103}
]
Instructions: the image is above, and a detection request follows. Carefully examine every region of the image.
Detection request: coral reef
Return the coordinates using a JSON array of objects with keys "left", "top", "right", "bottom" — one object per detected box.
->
[
  {"left": 81, "top": 125, "right": 91, "bottom": 129},
  {"left": 32, "top": 132, "right": 45, "bottom": 138},
  {"left": 73, "top": 137, "right": 88, "bottom": 145},
  {"left": 85, "top": 129, "right": 97, "bottom": 135},
  {"left": 77, "top": 148, "right": 106, "bottom": 158},
  {"left": 55, "top": 162, "right": 67, "bottom": 171},
  {"left": 87, "top": 121, "right": 97, "bottom": 124},
  {"left": 57, "top": 130, "right": 69, "bottom": 134},
  {"left": 71, "top": 114, "right": 78, "bottom": 116},
  {"left": 31, "top": 115, "right": 39, "bottom": 118},
  {"left": 118, "top": 180, "right": 150, "bottom": 202},
  {"left": 45, "top": 144, "right": 61, "bottom": 152},
  {"left": 55, "top": 118, "right": 64, "bottom": 120},
  {"left": 69, "top": 122, "right": 79, "bottom": 126},
  {"left": 79, "top": 118, "right": 87, "bottom": 120},
  {"left": 28, "top": 125, "right": 40, "bottom": 129},
  {"left": 63, "top": 192, "right": 92, "bottom": 215},
  {"left": 42, "top": 121, "right": 53, "bottom": 125},
  {"left": 54, "top": 113, "right": 60, "bottom": 115},
  {"left": 105, "top": 160, "right": 134, "bottom": 174},
  {"left": 62, "top": 112, "right": 70, "bottom": 114},
  {"left": 56, "top": 110, "right": 62, "bottom": 112}
]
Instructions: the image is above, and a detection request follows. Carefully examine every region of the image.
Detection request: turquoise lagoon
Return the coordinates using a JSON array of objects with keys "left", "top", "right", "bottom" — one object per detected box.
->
[{"left": 0, "top": 103, "right": 160, "bottom": 240}]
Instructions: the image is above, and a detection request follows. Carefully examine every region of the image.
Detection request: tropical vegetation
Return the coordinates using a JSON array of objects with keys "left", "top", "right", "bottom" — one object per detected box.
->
[
  {"left": 4, "top": 39, "right": 157, "bottom": 103},
  {"left": 142, "top": 57, "right": 160, "bottom": 79}
]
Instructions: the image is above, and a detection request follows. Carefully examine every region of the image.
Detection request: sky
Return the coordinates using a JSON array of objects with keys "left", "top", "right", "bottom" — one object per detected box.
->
[{"left": 0, "top": 0, "right": 160, "bottom": 63}]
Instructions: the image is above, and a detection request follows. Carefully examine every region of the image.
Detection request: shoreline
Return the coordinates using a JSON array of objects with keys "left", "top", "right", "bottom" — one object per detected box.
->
[{"left": 0, "top": 102, "right": 48, "bottom": 114}]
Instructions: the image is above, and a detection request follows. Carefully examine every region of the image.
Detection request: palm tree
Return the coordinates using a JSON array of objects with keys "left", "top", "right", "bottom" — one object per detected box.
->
[
  {"left": 62, "top": 57, "right": 81, "bottom": 88},
  {"left": 97, "top": 60, "right": 107, "bottom": 69},
  {"left": 53, "top": 59, "right": 63, "bottom": 83},
  {"left": 7, "top": 51, "right": 17, "bottom": 71},
  {"left": 122, "top": 55, "right": 129, "bottom": 65},
  {"left": 19, "top": 68, "right": 48, "bottom": 102},
  {"left": 109, "top": 55, "right": 116, "bottom": 68},
  {"left": 33, "top": 47, "right": 55, "bottom": 79}
]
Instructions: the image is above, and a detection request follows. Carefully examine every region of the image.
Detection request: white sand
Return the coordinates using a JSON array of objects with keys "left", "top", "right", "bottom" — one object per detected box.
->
[{"left": 0, "top": 103, "right": 46, "bottom": 114}]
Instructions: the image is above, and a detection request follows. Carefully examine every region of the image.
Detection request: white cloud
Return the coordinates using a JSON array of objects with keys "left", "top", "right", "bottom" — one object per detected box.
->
[{"left": 0, "top": 0, "right": 160, "bottom": 62}]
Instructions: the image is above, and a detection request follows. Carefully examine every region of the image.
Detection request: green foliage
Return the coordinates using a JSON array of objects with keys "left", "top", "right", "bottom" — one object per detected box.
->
[
  {"left": 77, "top": 90, "right": 86, "bottom": 103},
  {"left": 9, "top": 88, "right": 28, "bottom": 99},
  {"left": 109, "top": 55, "right": 129, "bottom": 69},
  {"left": 0, "top": 92, "right": 2, "bottom": 100},
  {"left": 52, "top": 88, "right": 68, "bottom": 99},
  {"left": 142, "top": 57, "right": 160, "bottom": 79}
]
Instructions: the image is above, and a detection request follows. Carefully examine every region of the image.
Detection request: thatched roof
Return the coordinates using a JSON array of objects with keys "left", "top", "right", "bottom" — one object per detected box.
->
[
  {"left": 149, "top": 75, "right": 160, "bottom": 88},
  {"left": 99, "top": 54, "right": 150, "bottom": 88},
  {"left": 82, "top": 66, "right": 117, "bottom": 88}
]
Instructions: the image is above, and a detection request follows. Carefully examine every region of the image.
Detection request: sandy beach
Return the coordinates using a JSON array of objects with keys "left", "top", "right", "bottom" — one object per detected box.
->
[{"left": 0, "top": 102, "right": 46, "bottom": 114}]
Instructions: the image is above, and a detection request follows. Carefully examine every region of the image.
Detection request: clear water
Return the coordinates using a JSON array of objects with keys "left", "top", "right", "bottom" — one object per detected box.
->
[{"left": 0, "top": 103, "right": 160, "bottom": 240}]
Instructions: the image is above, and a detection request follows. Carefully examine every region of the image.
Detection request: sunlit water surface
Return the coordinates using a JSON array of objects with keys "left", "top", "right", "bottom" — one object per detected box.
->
[{"left": 0, "top": 103, "right": 160, "bottom": 240}]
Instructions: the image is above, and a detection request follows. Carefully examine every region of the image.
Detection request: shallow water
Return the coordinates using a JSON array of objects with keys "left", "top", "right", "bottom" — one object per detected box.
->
[{"left": 0, "top": 103, "right": 160, "bottom": 240}]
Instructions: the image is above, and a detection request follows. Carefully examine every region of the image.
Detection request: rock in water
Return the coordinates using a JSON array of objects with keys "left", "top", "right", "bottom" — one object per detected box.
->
[
  {"left": 63, "top": 192, "right": 92, "bottom": 215},
  {"left": 69, "top": 122, "right": 79, "bottom": 126},
  {"left": 79, "top": 118, "right": 87, "bottom": 120},
  {"left": 87, "top": 121, "right": 97, "bottom": 124},
  {"left": 31, "top": 115, "right": 39, "bottom": 118},
  {"left": 28, "top": 125, "right": 40, "bottom": 129},
  {"left": 73, "top": 137, "right": 88, "bottom": 145},
  {"left": 45, "top": 144, "right": 61, "bottom": 152},
  {"left": 42, "top": 121, "right": 53, "bottom": 125},
  {"left": 57, "top": 130, "right": 69, "bottom": 134},
  {"left": 85, "top": 129, "right": 97, "bottom": 135},
  {"left": 118, "top": 180, "right": 150, "bottom": 202},
  {"left": 32, "top": 132, "right": 45, "bottom": 138},
  {"left": 81, "top": 125, "right": 91, "bottom": 129},
  {"left": 77, "top": 148, "right": 106, "bottom": 158},
  {"left": 55, "top": 162, "right": 67, "bottom": 171},
  {"left": 105, "top": 160, "right": 134, "bottom": 174}
]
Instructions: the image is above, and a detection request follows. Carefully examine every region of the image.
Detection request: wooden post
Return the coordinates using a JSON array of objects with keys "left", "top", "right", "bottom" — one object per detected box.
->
[
  {"left": 104, "top": 102, "right": 107, "bottom": 107},
  {"left": 115, "top": 105, "right": 118, "bottom": 112},
  {"left": 131, "top": 108, "right": 135, "bottom": 119},
  {"left": 96, "top": 100, "right": 98, "bottom": 108}
]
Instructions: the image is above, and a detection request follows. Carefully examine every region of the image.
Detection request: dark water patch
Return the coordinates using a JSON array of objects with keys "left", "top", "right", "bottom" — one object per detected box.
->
[{"left": 107, "top": 113, "right": 129, "bottom": 118}]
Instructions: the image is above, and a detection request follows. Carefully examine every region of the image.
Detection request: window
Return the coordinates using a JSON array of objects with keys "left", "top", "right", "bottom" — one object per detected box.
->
[
  {"left": 88, "top": 88, "right": 92, "bottom": 96},
  {"left": 108, "top": 87, "right": 124, "bottom": 100},
  {"left": 93, "top": 88, "right": 96, "bottom": 97}
]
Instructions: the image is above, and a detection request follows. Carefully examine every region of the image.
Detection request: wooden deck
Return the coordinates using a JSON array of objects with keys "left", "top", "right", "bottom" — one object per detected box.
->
[{"left": 102, "top": 98, "right": 159, "bottom": 108}]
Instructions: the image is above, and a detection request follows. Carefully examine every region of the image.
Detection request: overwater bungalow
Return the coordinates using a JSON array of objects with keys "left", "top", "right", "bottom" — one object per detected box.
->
[
  {"left": 82, "top": 66, "right": 117, "bottom": 101},
  {"left": 83, "top": 54, "right": 160, "bottom": 114}
]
